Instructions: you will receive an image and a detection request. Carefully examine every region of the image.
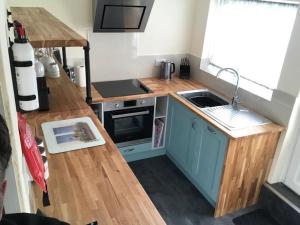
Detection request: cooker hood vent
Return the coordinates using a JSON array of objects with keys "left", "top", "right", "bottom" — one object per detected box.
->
[{"left": 92, "top": 0, "right": 155, "bottom": 33}]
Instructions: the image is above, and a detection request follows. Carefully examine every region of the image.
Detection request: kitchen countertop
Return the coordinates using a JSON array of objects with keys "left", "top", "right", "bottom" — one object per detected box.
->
[
  {"left": 26, "top": 69, "right": 166, "bottom": 225},
  {"left": 81, "top": 76, "right": 284, "bottom": 139},
  {"left": 26, "top": 68, "right": 283, "bottom": 224},
  {"left": 85, "top": 77, "right": 204, "bottom": 103},
  {"left": 11, "top": 7, "right": 87, "bottom": 48}
]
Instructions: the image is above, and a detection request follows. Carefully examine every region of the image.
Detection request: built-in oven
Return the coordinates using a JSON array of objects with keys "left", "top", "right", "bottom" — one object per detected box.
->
[{"left": 100, "top": 98, "right": 155, "bottom": 147}]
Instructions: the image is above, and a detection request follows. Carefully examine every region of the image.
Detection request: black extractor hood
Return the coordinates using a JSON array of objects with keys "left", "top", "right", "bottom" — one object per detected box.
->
[{"left": 92, "top": 0, "right": 155, "bottom": 32}]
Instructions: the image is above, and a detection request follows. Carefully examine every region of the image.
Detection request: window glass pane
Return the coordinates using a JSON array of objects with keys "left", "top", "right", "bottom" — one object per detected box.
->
[{"left": 208, "top": 0, "right": 298, "bottom": 89}]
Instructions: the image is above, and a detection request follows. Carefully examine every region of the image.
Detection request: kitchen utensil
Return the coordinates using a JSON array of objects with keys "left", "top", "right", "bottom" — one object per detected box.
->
[
  {"left": 34, "top": 48, "right": 44, "bottom": 59},
  {"left": 34, "top": 58, "right": 45, "bottom": 77},
  {"left": 53, "top": 48, "right": 62, "bottom": 64},
  {"left": 160, "top": 60, "right": 175, "bottom": 80},
  {"left": 40, "top": 55, "right": 55, "bottom": 70},
  {"left": 47, "top": 62, "right": 60, "bottom": 78},
  {"left": 69, "top": 67, "right": 76, "bottom": 83},
  {"left": 180, "top": 57, "right": 190, "bottom": 79}
]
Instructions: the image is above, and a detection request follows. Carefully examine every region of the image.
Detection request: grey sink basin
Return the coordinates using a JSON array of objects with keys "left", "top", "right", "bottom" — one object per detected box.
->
[
  {"left": 177, "top": 89, "right": 229, "bottom": 108},
  {"left": 177, "top": 89, "right": 271, "bottom": 130}
]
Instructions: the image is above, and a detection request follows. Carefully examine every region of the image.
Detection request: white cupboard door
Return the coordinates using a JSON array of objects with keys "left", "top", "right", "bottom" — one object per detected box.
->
[{"left": 285, "top": 134, "right": 300, "bottom": 195}]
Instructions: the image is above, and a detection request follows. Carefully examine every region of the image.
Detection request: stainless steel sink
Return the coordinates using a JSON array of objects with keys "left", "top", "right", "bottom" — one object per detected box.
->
[
  {"left": 202, "top": 105, "right": 271, "bottom": 130},
  {"left": 177, "top": 89, "right": 229, "bottom": 108},
  {"left": 177, "top": 89, "right": 271, "bottom": 130}
]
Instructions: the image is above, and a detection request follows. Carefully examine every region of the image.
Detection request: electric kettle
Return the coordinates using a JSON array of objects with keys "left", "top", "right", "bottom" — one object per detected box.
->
[{"left": 160, "top": 61, "right": 175, "bottom": 80}]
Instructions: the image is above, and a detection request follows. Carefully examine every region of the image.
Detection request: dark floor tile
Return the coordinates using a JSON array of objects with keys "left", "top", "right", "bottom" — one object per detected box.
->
[
  {"left": 260, "top": 185, "right": 300, "bottom": 225},
  {"left": 129, "top": 156, "right": 235, "bottom": 225},
  {"left": 271, "top": 182, "right": 300, "bottom": 209},
  {"left": 232, "top": 209, "right": 280, "bottom": 225}
]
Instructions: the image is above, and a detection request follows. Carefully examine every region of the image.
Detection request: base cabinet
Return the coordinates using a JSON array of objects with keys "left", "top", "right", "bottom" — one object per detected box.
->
[
  {"left": 167, "top": 100, "right": 194, "bottom": 168},
  {"left": 166, "top": 97, "right": 228, "bottom": 205},
  {"left": 118, "top": 97, "right": 281, "bottom": 217},
  {"left": 196, "top": 124, "right": 228, "bottom": 203},
  {"left": 187, "top": 118, "right": 203, "bottom": 178},
  {"left": 118, "top": 143, "right": 165, "bottom": 162}
]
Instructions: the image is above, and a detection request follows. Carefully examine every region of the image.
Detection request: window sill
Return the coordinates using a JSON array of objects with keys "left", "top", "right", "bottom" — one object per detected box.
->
[{"left": 201, "top": 64, "right": 273, "bottom": 101}]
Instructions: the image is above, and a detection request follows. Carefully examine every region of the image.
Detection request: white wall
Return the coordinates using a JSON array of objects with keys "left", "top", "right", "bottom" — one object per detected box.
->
[
  {"left": 137, "top": 0, "right": 195, "bottom": 55},
  {"left": 277, "top": 9, "right": 300, "bottom": 97},
  {"left": 282, "top": 95, "right": 300, "bottom": 193},
  {"left": 0, "top": 91, "right": 3, "bottom": 116},
  {"left": 1, "top": 91, "right": 20, "bottom": 214},
  {"left": 189, "top": 0, "right": 210, "bottom": 57},
  {"left": 89, "top": 32, "right": 186, "bottom": 81},
  {"left": 3, "top": 162, "right": 21, "bottom": 213},
  {"left": 0, "top": 0, "right": 31, "bottom": 213},
  {"left": 0, "top": 92, "right": 21, "bottom": 213},
  {"left": 268, "top": 9, "right": 300, "bottom": 182},
  {"left": 0, "top": 91, "right": 20, "bottom": 213},
  {"left": 8, "top": 0, "right": 196, "bottom": 81}
]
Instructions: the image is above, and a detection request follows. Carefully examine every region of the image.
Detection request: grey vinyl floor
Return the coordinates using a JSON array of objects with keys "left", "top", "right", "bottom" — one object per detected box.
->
[{"left": 129, "top": 156, "right": 242, "bottom": 225}]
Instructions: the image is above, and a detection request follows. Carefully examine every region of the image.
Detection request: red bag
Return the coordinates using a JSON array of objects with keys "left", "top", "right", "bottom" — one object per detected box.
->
[{"left": 17, "top": 113, "right": 46, "bottom": 192}]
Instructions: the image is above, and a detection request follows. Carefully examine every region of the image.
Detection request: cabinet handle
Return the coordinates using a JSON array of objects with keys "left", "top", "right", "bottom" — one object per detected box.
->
[
  {"left": 207, "top": 126, "right": 217, "bottom": 134},
  {"left": 192, "top": 119, "right": 197, "bottom": 129},
  {"left": 124, "top": 148, "right": 135, "bottom": 153}
]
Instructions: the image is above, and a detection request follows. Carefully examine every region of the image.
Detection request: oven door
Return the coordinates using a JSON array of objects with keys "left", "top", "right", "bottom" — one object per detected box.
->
[{"left": 104, "top": 106, "right": 154, "bottom": 147}]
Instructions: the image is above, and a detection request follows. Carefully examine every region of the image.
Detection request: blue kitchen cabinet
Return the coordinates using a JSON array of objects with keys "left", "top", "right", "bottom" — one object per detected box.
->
[
  {"left": 119, "top": 142, "right": 152, "bottom": 156},
  {"left": 167, "top": 97, "right": 228, "bottom": 205},
  {"left": 166, "top": 98, "right": 194, "bottom": 168},
  {"left": 186, "top": 118, "right": 204, "bottom": 177},
  {"left": 195, "top": 124, "right": 228, "bottom": 203},
  {"left": 118, "top": 142, "right": 165, "bottom": 162}
]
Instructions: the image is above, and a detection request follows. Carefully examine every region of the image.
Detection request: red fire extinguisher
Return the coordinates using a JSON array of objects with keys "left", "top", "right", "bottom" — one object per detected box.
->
[{"left": 17, "top": 113, "right": 50, "bottom": 206}]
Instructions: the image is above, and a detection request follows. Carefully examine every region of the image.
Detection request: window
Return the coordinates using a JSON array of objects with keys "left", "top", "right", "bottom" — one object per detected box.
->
[{"left": 201, "top": 0, "right": 298, "bottom": 99}]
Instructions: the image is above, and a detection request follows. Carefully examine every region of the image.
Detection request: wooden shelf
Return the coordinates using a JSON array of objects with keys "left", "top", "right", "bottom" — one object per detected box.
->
[{"left": 11, "top": 7, "right": 87, "bottom": 48}]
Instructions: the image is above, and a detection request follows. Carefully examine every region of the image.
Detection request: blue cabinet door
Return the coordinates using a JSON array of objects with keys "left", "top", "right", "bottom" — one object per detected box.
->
[
  {"left": 167, "top": 97, "right": 228, "bottom": 205},
  {"left": 166, "top": 98, "right": 193, "bottom": 168},
  {"left": 195, "top": 124, "right": 228, "bottom": 203},
  {"left": 187, "top": 118, "right": 204, "bottom": 177}
]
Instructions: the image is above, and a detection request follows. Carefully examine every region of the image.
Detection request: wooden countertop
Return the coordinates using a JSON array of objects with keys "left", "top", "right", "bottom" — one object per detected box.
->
[
  {"left": 11, "top": 7, "right": 87, "bottom": 48},
  {"left": 85, "top": 77, "right": 204, "bottom": 103},
  {"left": 26, "top": 69, "right": 166, "bottom": 225},
  {"left": 81, "top": 76, "right": 284, "bottom": 139}
]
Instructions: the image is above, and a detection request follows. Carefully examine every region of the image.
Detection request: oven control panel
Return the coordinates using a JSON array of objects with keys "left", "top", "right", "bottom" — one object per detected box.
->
[
  {"left": 103, "top": 97, "right": 155, "bottom": 112},
  {"left": 124, "top": 100, "right": 137, "bottom": 107}
]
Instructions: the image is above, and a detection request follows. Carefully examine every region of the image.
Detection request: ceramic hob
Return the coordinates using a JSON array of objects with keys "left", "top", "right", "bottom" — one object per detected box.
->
[{"left": 93, "top": 79, "right": 152, "bottom": 98}]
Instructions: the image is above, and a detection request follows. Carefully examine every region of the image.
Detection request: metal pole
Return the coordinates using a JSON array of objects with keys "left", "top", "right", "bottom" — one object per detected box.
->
[
  {"left": 84, "top": 41, "right": 92, "bottom": 105},
  {"left": 62, "top": 47, "right": 68, "bottom": 73}
]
